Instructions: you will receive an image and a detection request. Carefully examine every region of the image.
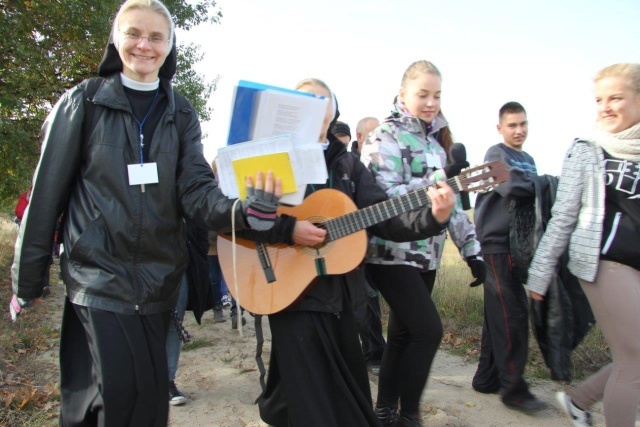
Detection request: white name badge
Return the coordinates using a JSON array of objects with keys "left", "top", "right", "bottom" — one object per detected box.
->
[
  {"left": 128, "top": 163, "right": 159, "bottom": 186},
  {"left": 425, "top": 153, "right": 442, "bottom": 169}
]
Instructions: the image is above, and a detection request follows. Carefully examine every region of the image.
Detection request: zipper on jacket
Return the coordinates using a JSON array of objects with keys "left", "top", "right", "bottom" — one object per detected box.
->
[{"left": 601, "top": 212, "right": 622, "bottom": 255}]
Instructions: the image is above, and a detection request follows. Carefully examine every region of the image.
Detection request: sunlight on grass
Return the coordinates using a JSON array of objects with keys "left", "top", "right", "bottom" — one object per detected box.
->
[{"left": 0, "top": 214, "right": 18, "bottom": 271}]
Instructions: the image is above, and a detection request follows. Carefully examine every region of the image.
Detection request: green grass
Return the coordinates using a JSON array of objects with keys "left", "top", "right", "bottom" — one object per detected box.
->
[{"left": 182, "top": 337, "right": 214, "bottom": 351}]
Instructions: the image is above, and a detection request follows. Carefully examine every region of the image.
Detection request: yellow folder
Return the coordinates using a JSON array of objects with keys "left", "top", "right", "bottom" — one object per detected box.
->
[{"left": 232, "top": 152, "right": 297, "bottom": 200}]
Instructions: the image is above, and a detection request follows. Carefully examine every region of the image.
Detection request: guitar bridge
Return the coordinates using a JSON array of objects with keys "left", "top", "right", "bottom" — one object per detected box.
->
[
  {"left": 314, "top": 257, "right": 327, "bottom": 277},
  {"left": 256, "top": 243, "right": 276, "bottom": 283}
]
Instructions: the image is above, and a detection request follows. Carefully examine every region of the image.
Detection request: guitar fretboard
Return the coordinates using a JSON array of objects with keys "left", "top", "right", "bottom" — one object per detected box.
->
[{"left": 325, "top": 177, "right": 460, "bottom": 242}]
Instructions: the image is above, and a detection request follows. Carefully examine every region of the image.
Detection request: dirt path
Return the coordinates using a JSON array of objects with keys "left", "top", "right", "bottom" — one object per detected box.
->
[
  {"left": 36, "top": 265, "right": 609, "bottom": 426},
  {"left": 168, "top": 309, "right": 608, "bottom": 427}
]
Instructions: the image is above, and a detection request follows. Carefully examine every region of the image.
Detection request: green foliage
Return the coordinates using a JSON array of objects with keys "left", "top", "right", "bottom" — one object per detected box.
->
[{"left": 0, "top": 0, "right": 221, "bottom": 205}]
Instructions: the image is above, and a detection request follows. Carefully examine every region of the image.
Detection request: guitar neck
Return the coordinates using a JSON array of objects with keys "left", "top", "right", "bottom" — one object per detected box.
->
[{"left": 325, "top": 177, "right": 461, "bottom": 242}]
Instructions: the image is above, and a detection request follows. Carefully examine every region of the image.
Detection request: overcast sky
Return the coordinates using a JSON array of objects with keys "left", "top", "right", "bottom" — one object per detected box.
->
[{"left": 177, "top": 0, "right": 640, "bottom": 176}]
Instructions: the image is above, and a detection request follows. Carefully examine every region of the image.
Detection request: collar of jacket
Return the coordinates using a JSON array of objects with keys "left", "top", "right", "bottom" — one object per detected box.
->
[
  {"left": 90, "top": 73, "right": 176, "bottom": 119},
  {"left": 384, "top": 107, "right": 448, "bottom": 138}
]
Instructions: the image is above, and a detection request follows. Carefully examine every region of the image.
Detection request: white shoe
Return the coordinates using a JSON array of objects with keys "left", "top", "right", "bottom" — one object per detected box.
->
[
  {"left": 556, "top": 391, "right": 592, "bottom": 427},
  {"left": 221, "top": 295, "right": 232, "bottom": 308}
]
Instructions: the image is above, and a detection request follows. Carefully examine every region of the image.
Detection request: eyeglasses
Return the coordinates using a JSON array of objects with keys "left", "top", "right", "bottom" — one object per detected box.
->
[{"left": 121, "top": 31, "right": 169, "bottom": 45}]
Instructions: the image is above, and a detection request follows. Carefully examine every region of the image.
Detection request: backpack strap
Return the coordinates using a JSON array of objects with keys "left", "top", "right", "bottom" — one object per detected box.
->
[
  {"left": 82, "top": 77, "right": 106, "bottom": 142},
  {"left": 172, "top": 92, "right": 192, "bottom": 141}
]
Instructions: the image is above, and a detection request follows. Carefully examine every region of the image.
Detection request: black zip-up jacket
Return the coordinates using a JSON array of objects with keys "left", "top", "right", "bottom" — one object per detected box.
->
[
  {"left": 12, "top": 40, "right": 246, "bottom": 315},
  {"left": 240, "top": 137, "right": 449, "bottom": 313}
]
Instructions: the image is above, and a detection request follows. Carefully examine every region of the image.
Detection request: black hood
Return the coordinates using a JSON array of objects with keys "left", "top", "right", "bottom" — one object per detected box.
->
[
  {"left": 98, "top": 29, "right": 177, "bottom": 80},
  {"left": 328, "top": 93, "right": 341, "bottom": 138},
  {"left": 325, "top": 94, "right": 347, "bottom": 167}
]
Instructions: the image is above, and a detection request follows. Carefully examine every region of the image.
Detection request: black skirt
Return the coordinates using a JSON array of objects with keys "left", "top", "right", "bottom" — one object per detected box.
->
[{"left": 257, "top": 291, "right": 382, "bottom": 427}]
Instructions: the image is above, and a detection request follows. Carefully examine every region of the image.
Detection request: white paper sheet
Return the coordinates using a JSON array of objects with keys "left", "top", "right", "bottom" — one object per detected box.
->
[{"left": 216, "top": 135, "right": 297, "bottom": 199}]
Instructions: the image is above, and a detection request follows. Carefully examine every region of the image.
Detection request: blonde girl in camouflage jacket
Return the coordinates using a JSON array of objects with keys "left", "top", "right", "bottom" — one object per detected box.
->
[
  {"left": 362, "top": 105, "right": 481, "bottom": 273},
  {"left": 360, "top": 60, "right": 484, "bottom": 427}
]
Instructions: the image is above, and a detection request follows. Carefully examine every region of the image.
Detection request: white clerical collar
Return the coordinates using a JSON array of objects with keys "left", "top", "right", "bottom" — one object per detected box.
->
[{"left": 120, "top": 73, "right": 160, "bottom": 91}]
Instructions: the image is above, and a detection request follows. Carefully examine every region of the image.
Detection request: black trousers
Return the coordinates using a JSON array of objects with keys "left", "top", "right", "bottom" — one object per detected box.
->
[
  {"left": 472, "top": 253, "right": 531, "bottom": 401},
  {"left": 257, "top": 293, "right": 382, "bottom": 427},
  {"left": 359, "top": 267, "right": 386, "bottom": 364},
  {"left": 59, "top": 298, "right": 170, "bottom": 427},
  {"left": 368, "top": 264, "right": 442, "bottom": 419}
]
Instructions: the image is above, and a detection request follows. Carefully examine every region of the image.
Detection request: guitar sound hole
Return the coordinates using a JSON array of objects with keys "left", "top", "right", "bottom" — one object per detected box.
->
[{"left": 301, "top": 217, "right": 332, "bottom": 256}]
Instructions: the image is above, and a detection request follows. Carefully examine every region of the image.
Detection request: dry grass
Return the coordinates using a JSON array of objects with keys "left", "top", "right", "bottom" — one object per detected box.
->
[
  {"left": 0, "top": 214, "right": 18, "bottom": 272},
  {"left": 0, "top": 214, "right": 60, "bottom": 427}
]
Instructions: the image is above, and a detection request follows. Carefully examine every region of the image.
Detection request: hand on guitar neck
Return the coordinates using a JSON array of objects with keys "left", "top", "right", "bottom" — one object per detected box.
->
[{"left": 427, "top": 181, "right": 456, "bottom": 223}]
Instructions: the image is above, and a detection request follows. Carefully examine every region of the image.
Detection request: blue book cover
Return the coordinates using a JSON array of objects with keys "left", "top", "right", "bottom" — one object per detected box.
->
[{"left": 226, "top": 80, "right": 319, "bottom": 146}]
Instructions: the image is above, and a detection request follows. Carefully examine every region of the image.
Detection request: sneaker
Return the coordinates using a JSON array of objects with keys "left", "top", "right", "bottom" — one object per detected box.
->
[
  {"left": 213, "top": 307, "right": 226, "bottom": 323},
  {"left": 168, "top": 381, "right": 186, "bottom": 406},
  {"left": 556, "top": 391, "right": 592, "bottom": 426},
  {"left": 502, "top": 395, "right": 547, "bottom": 413},
  {"left": 221, "top": 294, "right": 232, "bottom": 308},
  {"left": 231, "top": 314, "right": 247, "bottom": 330}
]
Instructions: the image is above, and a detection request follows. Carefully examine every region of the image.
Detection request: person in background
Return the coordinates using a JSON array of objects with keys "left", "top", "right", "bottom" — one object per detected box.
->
[
  {"left": 331, "top": 120, "right": 351, "bottom": 146},
  {"left": 14, "top": 187, "right": 32, "bottom": 227},
  {"left": 9, "top": 1, "right": 280, "bottom": 425},
  {"left": 220, "top": 277, "right": 231, "bottom": 308},
  {"left": 360, "top": 60, "right": 484, "bottom": 427},
  {"left": 352, "top": 116, "right": 385, "bottom": 373},
  {"left": 166, "top": 219, "right": 211, "bottom": 406},
  {"left": 250, "top": 77, "right": 457, "bottom": 427},
  {"left": 352, "top": 116, "right": 379, "bottom": 158},
  {"left": 207, "top": 160, "right": 227, "bottom": 323},
  {"left": 528, "top": 63, "right": 640, "bottom": 427},
  {"left": 207, "top": 230, "right": 227, "bottom": 323},
  {"left": 472, "top": 102, "right": 546, "bottom": 413}
]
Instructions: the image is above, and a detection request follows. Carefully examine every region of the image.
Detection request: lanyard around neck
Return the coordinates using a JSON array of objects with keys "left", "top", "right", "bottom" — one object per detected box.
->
[{"left": 134, "top": 89, "right": 160, "bottom": 164}]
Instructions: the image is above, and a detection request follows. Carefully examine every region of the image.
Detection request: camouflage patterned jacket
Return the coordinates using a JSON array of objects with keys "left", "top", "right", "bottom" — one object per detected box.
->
[{"left": 360, "top": 104, "right": 481, "bottom": 271}]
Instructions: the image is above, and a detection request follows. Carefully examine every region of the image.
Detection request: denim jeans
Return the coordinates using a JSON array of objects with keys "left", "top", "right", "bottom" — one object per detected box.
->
[{"left": 166, "top": 274, "right": 188, "bottom": 382}]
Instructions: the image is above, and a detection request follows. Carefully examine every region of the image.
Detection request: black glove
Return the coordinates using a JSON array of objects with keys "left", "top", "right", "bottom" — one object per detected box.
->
[
  {"left": 443, "top": 161, "right": 470, "bottom": 178},
  {"left": 242, "top": 186, "right": 279, "bottom": 231},
  {"left": 465, "top": 255, "right": 486, "bottom": 287}
]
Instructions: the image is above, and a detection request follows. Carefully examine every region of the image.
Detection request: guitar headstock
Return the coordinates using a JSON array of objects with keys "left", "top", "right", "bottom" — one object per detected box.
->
[{"left": 456, "top": 160, "right": 508, "bottom": 193}]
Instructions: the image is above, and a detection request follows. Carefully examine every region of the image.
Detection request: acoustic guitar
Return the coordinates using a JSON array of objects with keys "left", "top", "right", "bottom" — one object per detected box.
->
[{"left": 218, "top": 160, "right": 507, "bottom": 315}]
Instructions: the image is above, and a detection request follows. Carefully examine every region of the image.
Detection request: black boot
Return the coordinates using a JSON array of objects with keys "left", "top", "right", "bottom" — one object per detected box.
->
[{"left": 375, "top": 406, "right": 399, "bottom": 426}]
